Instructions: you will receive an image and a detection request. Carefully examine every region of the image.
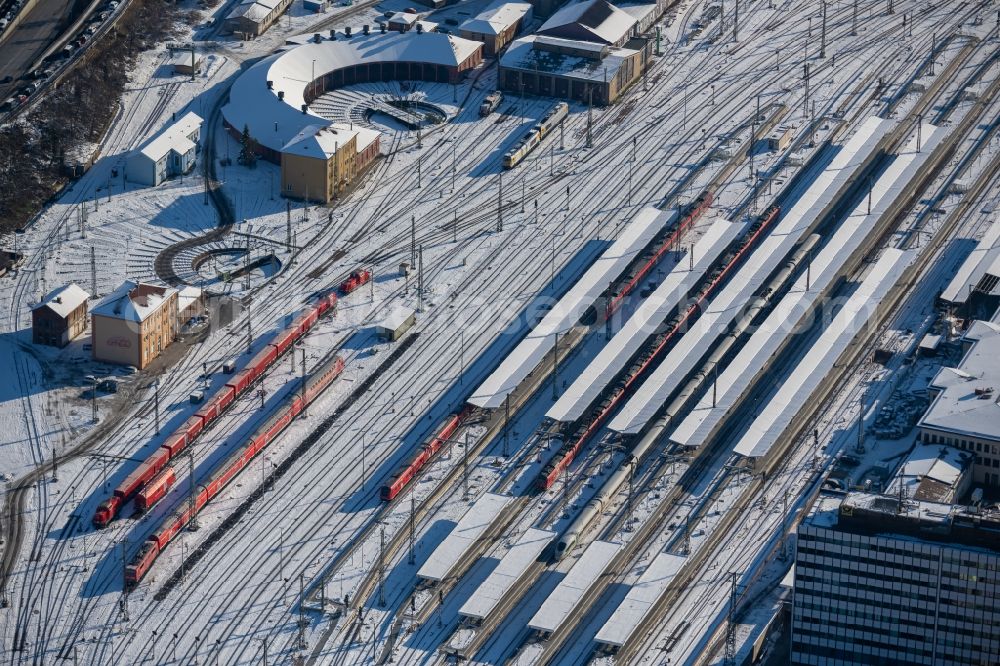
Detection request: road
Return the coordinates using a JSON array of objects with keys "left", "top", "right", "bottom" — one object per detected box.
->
[{"left": 0, "top": 0, "right": 76, "bottom": 101}]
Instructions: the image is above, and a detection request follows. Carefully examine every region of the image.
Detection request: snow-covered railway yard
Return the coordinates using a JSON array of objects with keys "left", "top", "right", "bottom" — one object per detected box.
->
[{"left": 2, "top": 0, "right": 1000, "bottom": 663}]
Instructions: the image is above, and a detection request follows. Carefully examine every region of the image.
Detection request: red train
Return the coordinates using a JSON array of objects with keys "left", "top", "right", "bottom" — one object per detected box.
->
[
  {"left": 339, "top": 269, "right": 371, "bottom": 294},
  {"left": 605, "top": 191, "right": 714, "bottom": 320},
  {"left": 536, "top": 203, "right": 781, "bottom": 491},
  {"left": 92, "top": 291, "right": 340, "bottom": 528},
  {"left": 125, "top": 355, "right": 346, "bottom": 586},
  {"left": 380, "top": 407, "right": 471, "bottom": 501}
]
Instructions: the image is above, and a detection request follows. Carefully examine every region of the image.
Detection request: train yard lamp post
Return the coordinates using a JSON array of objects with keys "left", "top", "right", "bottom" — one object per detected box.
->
[
  {"left": 91, "top": 376, "right": 98, "bottom": 422},
  {"left": 361, "top": 433, "right": 367, "bottom": 491}
]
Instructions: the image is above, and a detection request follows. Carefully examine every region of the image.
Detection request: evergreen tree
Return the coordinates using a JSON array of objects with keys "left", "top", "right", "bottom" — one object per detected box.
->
[{"left": 238, "top": 124, "right": 257, "bottom": 168}]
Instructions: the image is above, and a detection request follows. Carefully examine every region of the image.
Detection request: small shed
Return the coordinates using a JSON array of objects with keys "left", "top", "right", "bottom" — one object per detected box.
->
[
  {"left": 32, "top": 283, "right": 90, "bottom": 347},
  {"left": 303, "top": 0, "right": 326, "bottom": 11},
  {"left": 376, "top": 307, "right": 415, "bottom": 341},
  {"left": 767, "top": 125, "right": 794, "bottom": 151},
  {"left": 170, "top": 50, "right": 203, "bottom": 76},
  {"left": 919, "top": 333, "right": 942, "bottom": 357}
]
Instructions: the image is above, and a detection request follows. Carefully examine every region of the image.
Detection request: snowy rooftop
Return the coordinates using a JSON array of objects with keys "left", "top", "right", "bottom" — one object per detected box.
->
[
  {"left": 547, "top": 217, "right": 741, "bottom": 423},
  {"left": 733, "top": 249, "right": 910, "bottom": 458},
  {"left": 458, "top": 528, "right": 553, "bottom": 620},
  {"left": 594, "top": 551, "right": 685, "bottom": 648},
  {"left": 940, "top": 217, "right": 1000, "bottom": 305},
  {"left": 461, "top": 1, "right": 531, "bottom": 35},
  {"left": 378, "top": 306, "right": 415, "bottom": 331},
  {"left": 528, "top": 540, "right": 620, "bottom": 633},
  {"left": 537, "top": 0, "right": 636, "bottom": 45},
  {"left": 136, "top": 111, "right": 202, "bottom": 162},
  {"left": 223, "top": 33, "right": 482, "bottom": 154},
  {"left": 610, "top": 116, "right": 893, "bottom": 434},
  {"left": 281, "top": 122, "right": 380, "bottom": 159},
  {"left": 177, "top": 285, "right": 202, "bottom": 312},
  {"left": 672, "top": 126, "right": 945, "bottom": 448},
  {"left": 91, "top": 280, "right": 178, "bottom": 323},
  {"left": 32, "top": 283, "right": 90, "bottom": 318},
  {"left": 469, "top": 206, "right": 666, "bottom": 410},
  {"left": 919, "top": 319, "right": 1000, "bottom": 443},
  {"left": 500, "top": 36, "right": 638, "bottom": 84},
  {"left": 885, "top": 444, "right": 972, "bottom": 504},
  {"left": 227, "top": 0, "right": 283, "bottom": 22},
  {"left": 417, "top": 493, "right": 512, "bottom": 582}
]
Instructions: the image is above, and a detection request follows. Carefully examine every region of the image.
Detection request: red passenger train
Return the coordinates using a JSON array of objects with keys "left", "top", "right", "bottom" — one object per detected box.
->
[
  {"left": 379, "top": 406, "right": 471, "bottom": 501},
  {"left": 125, "top": 355, "right": 346, "bottom": 586},
  {"left": 535, "top": 202, "right": 782, "bottom": 491},
  {"left": 92, "top": 291, "right": 340, "bottom": 528}
]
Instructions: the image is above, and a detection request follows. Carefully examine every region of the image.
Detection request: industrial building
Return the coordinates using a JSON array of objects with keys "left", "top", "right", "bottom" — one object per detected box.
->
[
  {"left": 31, "top": 283, "right": 89, "bottom": 347},
  {"left": 223, "top": 0, "right": 292, "bottom": 38},
  {"left": 459, "top": 1, "right": 533, "bottom": 56},
  {"left": 222, "top": 31, "right": 483, "bottom": 161},
  {"left": 498, "top": 0, "right": 648, "bottom": 105},
  {"left": 939, "top": 217, "right": 1000, "bottom": 318},
  {"left": 169, "top": 50, "right": 202, "bottom": 76},
  {"left": 280, "top": 123, "right": 381, "bottom": 203},
  {"left": 126, "top": 112, "right": 202, "bottom": 186},
  {"left": 918, "top": 317, "right": 1000, "bottom": 487},
  {"left": 91, "top": 281, "right": 178, "bottom": 369},
  {"left": 793, "top": 464, "right": 1000, "bottom": 666}
]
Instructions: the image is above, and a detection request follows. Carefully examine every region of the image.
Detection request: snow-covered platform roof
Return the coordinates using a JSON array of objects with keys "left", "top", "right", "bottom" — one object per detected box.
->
[
  {"left": 458, "top": 528, "right": 553, "bottom": 621},
  {"left": 594, "top": 551, "right": 685, "bottom": 648},
  {"left": 672, "top": 125, "right": 945, "bottom": 449},
  {"left": 940, "top": 217, "right": 1000, "bottom": 306},
  {"left": 919, "top": 319, "right": 1000, "bottom": 445},
  {"left": 528, "top": 539, "right": 620, "bottom": 634},
  {"left": 546, "top": 217, "right": 741, "bottom": 424},
  {"left": 417, "top": 493, "right": 512, "bottom": 582},
  {"left": 223, "top": 32, "right": 482, "bottom": 155},
  {"left": 733, "top": 248, "right": 909, "bottom": 459},
  {"left": 609, "top": 116, "right": 893, "bottom": 434},
  {"left": 469, "top": 207, "right": 667, "bottom": 410}
]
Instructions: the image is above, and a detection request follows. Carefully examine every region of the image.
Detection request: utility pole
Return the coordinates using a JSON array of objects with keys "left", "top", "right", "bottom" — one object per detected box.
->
[
  {"left": 733, "top": 0, "right": 738, "bottom": 41},
  {"left": 820, "top": 2, "right": 827, "bottom": 58},
  {"left": 503, "top": 394, "right": 510, "bottom": 457},
  {"left": 463, "top": 431, "right": 470, "bottom": 499},
  {"left": 586, "top": 86, "right": 593, "bottom": 148},
  {"left": 378, "top": 523, "right": 386, "bottom": 607},
  {"left": 300, "top": 347, "right": 307, "bottom": 417},
  {"left": 852, "top": 0, "right": 858, "bottom": 35},
  {"left": 780, "top": 489, "right": 790, "bottom": 560},
  {"left": 803, "top": 63, "right": 810, "bottom": 122},
  {"left": 90, "top": 246, "right": 97, "bottom": 297},
  {"left": 417, "top": 155, "right": 421, "bottom": 188},
  {"left": 188, "top": 451, "right": 199, "bottom": 530},
  {"left": 418, "top": 246, "right": 424, "bottom": 312},
  {"left": 724, "top": 571, "right": 739, "bottom": 665},
  {"left": 246, "top": 313, "right": 252, "bottom": 355},
  {"left": 929, "top": 34, "right": 936, "bottom": 77},
  {"left": 552, "top": 332, "right": 559, "bottom": 400},
  {"left": 408, "top": 493, "right": 416, "bottom": 565},
  {"left": 286, "top": 201, "right": 292, "bottom": 248},
  {"left": 298, "top": 573, "right": 307, "bottom": 649},
  {"left": 497, "top": 172, "right": 503, "bottom": 232},
  {"left": 154, "top": 380, "right": 160, "bottom": 435},
  {"left": 411, "top": 215, "right": 417, "bottom": 268}
]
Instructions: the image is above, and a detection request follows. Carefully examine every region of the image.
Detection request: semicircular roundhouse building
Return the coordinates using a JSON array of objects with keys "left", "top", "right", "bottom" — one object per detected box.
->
[{"left": 223, "top": 31, "right": 483, "bottom": 203}]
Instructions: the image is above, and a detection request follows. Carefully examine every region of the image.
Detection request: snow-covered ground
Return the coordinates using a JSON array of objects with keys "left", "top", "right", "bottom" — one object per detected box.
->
[{"left": 1, "top": 0, "right": 999, "bottom": 664}]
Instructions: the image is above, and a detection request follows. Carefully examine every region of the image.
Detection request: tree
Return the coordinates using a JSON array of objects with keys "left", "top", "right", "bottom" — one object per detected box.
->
[{"left": 238, "top": 124, "right": 257, "bottom": 168}]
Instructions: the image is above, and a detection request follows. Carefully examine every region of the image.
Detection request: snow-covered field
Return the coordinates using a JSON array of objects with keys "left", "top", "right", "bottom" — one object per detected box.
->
[{"left": 2, "top": 0, "right": 999, "bottom": 664}]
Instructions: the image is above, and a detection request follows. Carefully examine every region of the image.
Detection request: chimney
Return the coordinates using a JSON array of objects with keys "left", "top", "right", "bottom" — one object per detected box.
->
[
  {"left": 363, "top": 24, "right": 369, "bottom": 35},
  {"left": 278, "top": 90, "right": 285, "bottom": 100},
  {"left": 345, "top": 26, "right": 352, "bottom": 37},
  {"left": 301, "top": 104, "right": 308, "bottom": 114},
  {"left": 329, "top": 29, "right": 336, "bottom": 39},
  {"left": 416, "top": 22, "right": 423, "bottom": 33},
  {"left": 313, "top": 33, "right": 322, "bottom": 43},
  {"left": 266, "top": 79, "right": 273, "bottom": 89},
  {"left": 380, "top": 23, "right": 386, "bottom": 33}
]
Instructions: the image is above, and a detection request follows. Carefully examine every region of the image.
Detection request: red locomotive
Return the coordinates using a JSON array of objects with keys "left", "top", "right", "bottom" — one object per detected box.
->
[
  {"left": 93, "top": 291, "right": 340, "bottom": 528},
  {"left": 536, "top": 201, "right": 781, "bottom": 491},
  {"left": 339, "top": 269, "right": 371, "bottom": 294},
  {"left": 125, "top": 355, "right": 345, "bottom": 586},
  {"left": 380, "top": 407, "right": 471, "bottom": 501}
]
